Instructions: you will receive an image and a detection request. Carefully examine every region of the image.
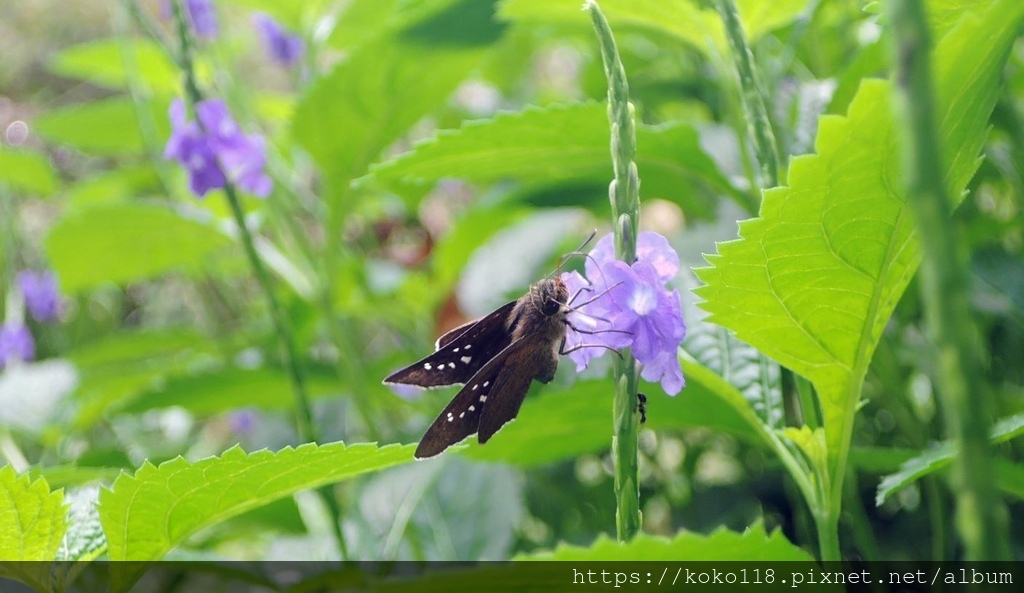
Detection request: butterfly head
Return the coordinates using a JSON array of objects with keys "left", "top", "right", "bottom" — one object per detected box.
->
[{"left": 531, "top": 276, "right": 569, "bottom": 317}]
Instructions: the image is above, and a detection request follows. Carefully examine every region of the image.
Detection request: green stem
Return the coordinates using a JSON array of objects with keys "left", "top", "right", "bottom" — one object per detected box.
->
[
  {"left": 715, "top": 0, "right": 781, "bottom": 188},
  {"left": 167, "top": 0, "right": 349, "bottom": 560},
  {"left": 888, "top": 0, "right": 1009, "bottom": 560},
  {"left": 586, "top": 0, "right": 642, "bottom": 541}
]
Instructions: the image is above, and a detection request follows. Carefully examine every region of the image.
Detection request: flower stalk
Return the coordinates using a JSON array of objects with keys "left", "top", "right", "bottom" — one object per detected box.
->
[
  {"left": 715, "top": 0, "right": 781, "bottom": 188},
  {"left": 585, "top": 0, "right": 642, "bottom": 542},
  {"left": 888, "top": 0, "right": 1010, "bottom": 560},
  {"left": 167, "top": 0, "right": 348, "bottom": 559}
]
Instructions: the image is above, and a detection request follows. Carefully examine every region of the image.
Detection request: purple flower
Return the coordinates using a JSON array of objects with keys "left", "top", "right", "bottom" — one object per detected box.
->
[
  {"left": 163, "top": 0, "right": 219, "bottom": 39},
  {"left": 17, "top": 270, "right": 63, "bottom": 322},
  {"left": 562, "top": 231, "right": 686, "bottom": 395},
  {"left": 252, "top": 13, "right": 305, "bottom": 66},
  {"left": 164, "top": 99, "right": 272, "bottom": 198},
  {"left": 0, "top": 323, "right": 35, "bottom": 368},
  {"left": 228, "top": 409, "right": 259, "bottom": 434}
]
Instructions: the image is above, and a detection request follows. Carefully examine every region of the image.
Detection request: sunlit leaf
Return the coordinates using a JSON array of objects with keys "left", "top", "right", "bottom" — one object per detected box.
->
[
  {"left": 694, "top": 2, "right": 1024, "bottom": 480},
  {"left": 498, "top": 0, "right": 809, "bottom": 54},
  {"left": 365, "top": 102, "right": 736, "bottom": 218},
  {"left": 293, "top": 1, "right": 503, "bottom": 186},
  {"left": 0, "top": 148, "right": 58, "bottom": 195},
  {"left": 99, "top": 442, "right": 415, "bottom": 563},
  {"left": 516, "top": 523, "right": 812, "bottom": 560},
  {"left": 0, "top": 467, "right": 66, "bottom": 589},
  {"left": 34, "top": 96, "right": 170, "bottom": 155},
  {"left": 45, "top": 202, "right": 233, "bottom": 293},
  {"left": 49, "top": 38, "right": 178, "bottom": 93}
]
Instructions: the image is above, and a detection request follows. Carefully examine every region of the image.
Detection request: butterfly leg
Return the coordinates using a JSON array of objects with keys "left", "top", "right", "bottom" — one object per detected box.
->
[{"left": 636, "top": 392, "right": 647, "bottom": 424}]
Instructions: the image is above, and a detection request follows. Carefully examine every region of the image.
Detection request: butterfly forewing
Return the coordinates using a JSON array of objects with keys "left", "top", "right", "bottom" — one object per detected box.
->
[
  {"left": 384, "top": 301, "right": 517, "bottom": 388},
  {"left": 415, "top": 337, "right": 529, "bottom": 458}
]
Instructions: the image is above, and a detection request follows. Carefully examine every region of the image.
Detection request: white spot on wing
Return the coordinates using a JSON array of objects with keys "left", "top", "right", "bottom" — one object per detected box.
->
[
  {"left": 460, "top": 356, "right": 472, "bottom": 364},
  {"left": 468, "top": 405, "right": 475, "bottom": 412},
  {"left": 459, "top": 412, "right": 465, "bottom": 418},
  {"left": 453, "top": 347, "right": 460, "bottom": 352},
  {"left": 472, "top": 384, "right": 478, "bottom": 390},
  {"left": 424, "top": 363, "right": 432, "bottom": 370},
  {"left": 448, "top": 362, "right": 456, "bottom": 369},
  {"left": 464, "top": 344, "right": 471, "bottom": 350},
  {"left": 483, "top": 381, "right": 490, "bottom": 388},
  {"left": 480, "top": 395, "right": 487, "bottom": 402}
]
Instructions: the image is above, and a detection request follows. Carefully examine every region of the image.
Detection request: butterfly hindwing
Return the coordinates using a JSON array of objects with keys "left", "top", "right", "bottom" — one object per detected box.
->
[
  {"left": 415, "top": 336, "right": 532, "bottom": 458},
  {"left": 384, "top": 301, "right": 517, "bottom": 388}
]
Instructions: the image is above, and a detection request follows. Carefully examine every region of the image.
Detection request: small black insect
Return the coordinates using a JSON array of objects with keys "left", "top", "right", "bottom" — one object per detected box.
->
[
  {"left": 385, "top": 252, "right": 619, "bottom": 458},
  {"left": 637, "top": 391, "right": 648, "bottom": 424}
]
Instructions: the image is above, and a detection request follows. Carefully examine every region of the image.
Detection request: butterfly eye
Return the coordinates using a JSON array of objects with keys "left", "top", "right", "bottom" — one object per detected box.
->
[{"left": 540, "top": 298, "right": 561, "bottom": 316}]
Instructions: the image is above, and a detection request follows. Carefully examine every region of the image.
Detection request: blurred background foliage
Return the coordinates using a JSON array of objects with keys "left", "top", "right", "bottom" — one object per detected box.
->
[{"left": 0, "top": 0, "right": 1021, "bottom": 564}]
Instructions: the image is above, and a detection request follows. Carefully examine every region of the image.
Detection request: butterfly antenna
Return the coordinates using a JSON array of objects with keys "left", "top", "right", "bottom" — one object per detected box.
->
[{"left": 547, "top": 230, "right": 600, "bottom": 279}]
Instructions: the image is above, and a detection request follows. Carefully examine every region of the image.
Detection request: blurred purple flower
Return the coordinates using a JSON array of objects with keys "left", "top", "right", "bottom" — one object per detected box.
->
[
  {"left": 17, "top": 270, "right": 63, "bottom": 322},
  {"left": 0, "top": 323, "right": 35, "bottom": 368},
  {"left": 562, "top": 231, "right": 686, "bottom": 395},
  {"left": 228, "top": 408, "right": 259, "bottom": 434},
  {"left": 164, "top": 99, "right": 272, "bottom": 198},
  {"left": 163, "top": 0, "right": 219, "bottom": 39},
  {"left": 252, "top": 13, "right": 305, "bottom": 66}
]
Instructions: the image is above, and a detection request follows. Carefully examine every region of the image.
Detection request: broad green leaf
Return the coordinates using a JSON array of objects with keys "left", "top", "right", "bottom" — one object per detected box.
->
[
  {"left": 116, "top": 365, "right": 341, "bottom": 417},
  {"left": 517, "top": 523, "right": 812, "bottom": 560},
  {"left": 45, "top": 202, "right": 233, "bottom": 293},
  {"left": 99, "top": 442, "right": 416, "bottom": 562},
  {"left": 66, "top": 166, "right": 162, "bottom": 207},
  {"left": 69, "top": 329, "right": 223, "bottom": 429},
  {"left": 462, "top": 365, "right": 767, "bottom": 466},
  {"left": 694, "top": 2, "right": 1024, "bottom": 481},
  {"left": 34, "top": 96, "right": 170, "bottom": 156},
  {"left": 994, "top": 459, "right": 1024, "bottom": 500},
  {"left": 365, "top": 102, "right": 735, "bottom": 218},
  {"left": 49, "top": 39, "right": 178, "bottom": 93},
  {"left": 498, "top": 0, "right": 809, "bottom": 54},
  {"left": 875, "top": 412, "right": 1024, "bottom": 505},
  {"left": 0, "top": 467, "right": 66, "bottom": 589},
  {"left": 293, "top": 1, "right": 503, "bottom": 187},
  {"left": 0, "top": 148, "right": 58, "bottom": 195},
  {"left": 0, "top": 467, "right": 66, "bottom": 559},
  {"left": 225, "top": 0, "right": 331, "bottom": 28}
]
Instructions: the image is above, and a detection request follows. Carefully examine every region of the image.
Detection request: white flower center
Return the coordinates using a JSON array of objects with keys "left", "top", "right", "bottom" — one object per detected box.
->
[{"left": 629, "top": 284, "right": 657, "bottom": 315}]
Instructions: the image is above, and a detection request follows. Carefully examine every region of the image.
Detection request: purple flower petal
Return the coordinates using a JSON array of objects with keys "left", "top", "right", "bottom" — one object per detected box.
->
[
  {"left": 568, "top": 232, "right": 686, "bottom": 394},
  {"left": 17, "top": 270, "right": 62, "bottom": 322},
  {"left": 252, "top": 13, "right": 305, "bottom": 66},
  {"left": 0, "top": 323, "right": 35, "bottom": 368},
  {"left": 164, "top": 99, "right": 272, "bottom": 198}
]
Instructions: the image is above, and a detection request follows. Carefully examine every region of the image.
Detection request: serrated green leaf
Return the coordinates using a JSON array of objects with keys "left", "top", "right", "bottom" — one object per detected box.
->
[
  {"left": 34, "top": 96, "right": 170, "bottom": 155},
  {"left": 49, "top": 38, "right": 178, "bottom": 93},
  {"left": 516, "top": 523, "right": 812, "bottom": 560},
  {"left": 875, "top": 412, "right": 1024, "bottom": 505},
  {"left": 0, "top": 467, "right": 66, "bottom": 559},
  {"left": 694, "top": 2, "right": 1024, "bottom": 482},
  {"left": 498, "top": 0, "right": 808, "bottom": 54},
  {"left": 0, "top": 467, "right": 66, "bottom": 589},
  {"left": 365, "top": 103, "right": 734, "bottom": 218},
  {"left": 45, "top": 202, "right": 233, "bottom": 293},
  {"left": 293, "top": 3, "right": 502, "bottom": 186},
  {"left": 0, "top": 148, "right": 58, "bottom": 195},
  {"left": 98, "top": 442, "right": 415, "bottom": 562}
]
